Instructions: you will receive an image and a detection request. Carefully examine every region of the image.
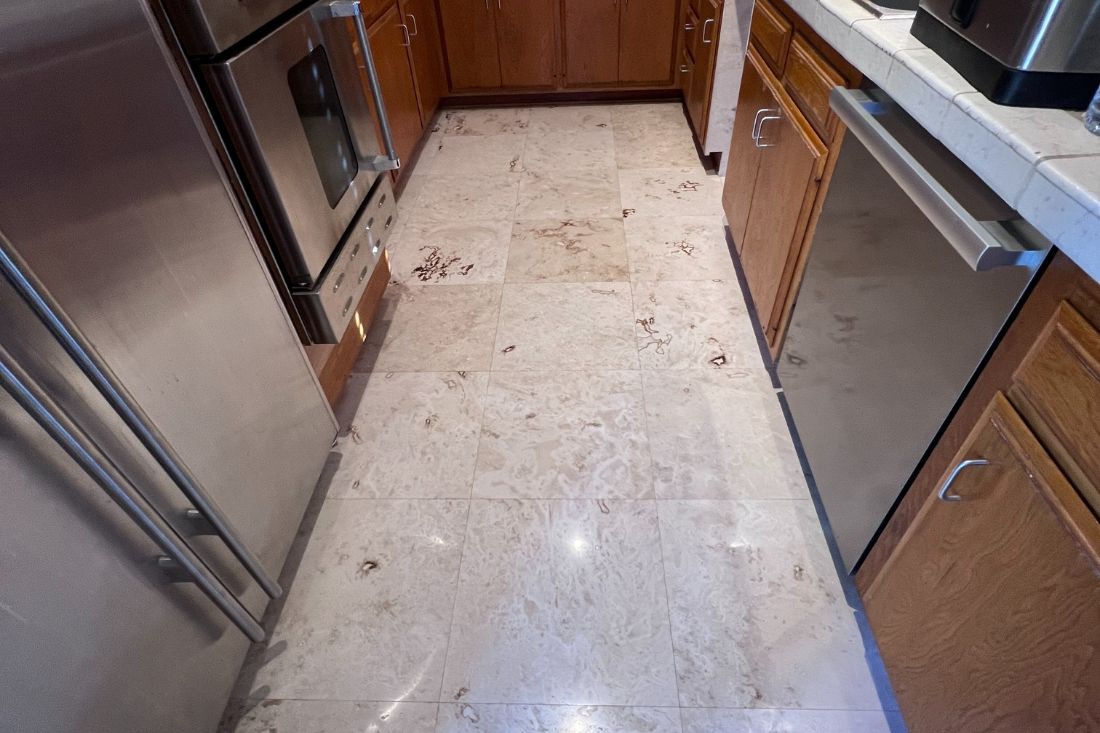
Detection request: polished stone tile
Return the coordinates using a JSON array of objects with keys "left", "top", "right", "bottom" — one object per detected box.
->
[
  {"left": 428, "top": 134, "right": 526, "bottom": 175},
  {"left": 632, "top": 280, "right": 759, "bottom": 370},
  {"left": 611, "top": 103, "right": 690, "bottom": 135},
  {"left": 615, "top": 126, "right": 703, "bottom": 170},
  {"left": 359, "top": 283, "right": 501, "bottom": 372},
  {"left": 680, "top": 708, "right": 895, "bottom": 732},
  {"left": 524, "top": 129, "right": 617, "bottom": 173},
  {"left": 440, "top": 499, "right": 679, "bottom": 706},
  {"left": 659, "top": 500, "right": 881, "bottom": 709},
  {"left": 330, "top": 371, "right": 488, "bottom": 499},
  {"left": 620, "top": 168, "right": 725, "bottom": 217},
  {"left": 411, "top": 174, "right": 520, "bottom": 222},
  {"left": 644, "top": 369, "right": 808, "bottom": 500},
  {"left": 624, "top": 216, "right": 736, "bottom": 281},
  {"left": 528, "top": 104, "right": 615, "bottom": 133},
  {"left": 515, "top": 169, "right": 622, "bottom": 220},
  {"left": 436, "top": 704, "right": 683, "bottom": 732},
  {"left": 507, "top": 218, "right": 629, "bottom": 283},
  {"left": 236, "top": 499, "right": 468, "bottom": 702},
  {"left": 442, "top": 107, "right": 530, "bottom": 136},
  {"left": 220, "top": 700, "right": 439, "bottom": 733},
  {"left": 391, "top": 220, "right": 512, "bottom": 284},
  {"left": 473, "top": 371, "right": 652, "bottom": 499},
  {"left": 493, "top": 282, "right": 638, "bottom": 370}
]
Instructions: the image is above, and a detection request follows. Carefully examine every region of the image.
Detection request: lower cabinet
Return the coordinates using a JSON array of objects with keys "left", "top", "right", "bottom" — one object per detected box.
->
[
  {"left": 401, "top": 0, "right": 447, "bottom": 122},
  {"left": 683, "top": 0, "right": 722, "bottom": 136},
  {"left": 367, "top": 5, "right": 424, "bottom": 169}
]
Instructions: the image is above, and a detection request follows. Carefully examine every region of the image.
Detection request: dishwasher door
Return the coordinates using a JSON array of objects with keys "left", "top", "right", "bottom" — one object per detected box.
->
[{"left": 777, "top": 88, "right": 1047, "bottom": 572}]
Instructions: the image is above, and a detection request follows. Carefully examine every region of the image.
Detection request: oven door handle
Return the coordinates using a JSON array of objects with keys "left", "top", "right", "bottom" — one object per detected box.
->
[
  {"left": 830, "top": 87, "right": 1047, "bottom": 272},
  {"left": 329, "top": 0, "right": 401, "bottom": 172}
]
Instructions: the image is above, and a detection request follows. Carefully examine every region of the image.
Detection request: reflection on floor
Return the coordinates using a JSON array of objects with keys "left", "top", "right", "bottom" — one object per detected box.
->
[{"left": 220, "top": 104, "right": 902, "bottom": 733}]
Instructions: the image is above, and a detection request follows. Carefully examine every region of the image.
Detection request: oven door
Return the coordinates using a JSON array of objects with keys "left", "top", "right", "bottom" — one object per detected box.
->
[
  {"left": 204, "top": 1, "right": 397, "bottom": 288},
  {"left": 163, "top": 0, "right": 302, "bottom": 56}
]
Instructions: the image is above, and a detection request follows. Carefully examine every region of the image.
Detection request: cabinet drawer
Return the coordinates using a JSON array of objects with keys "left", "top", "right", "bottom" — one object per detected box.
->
[
  {"left": 1011, "top": 302, "right": 1100, "bottom": 517},
  {"left": 782, "top": 34, "right": 843, "bottom": 140},
  {"left": 750, "top": 0, "right": 792, "bottom": 74}
]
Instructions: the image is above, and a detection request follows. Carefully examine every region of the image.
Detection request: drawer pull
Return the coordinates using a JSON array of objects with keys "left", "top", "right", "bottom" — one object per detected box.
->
[
  {"left": 702, "top": 18, "right": 715, "bottom": 44},
  {"left": 937, "top": 459, "right": 990, "bottom": 502}
]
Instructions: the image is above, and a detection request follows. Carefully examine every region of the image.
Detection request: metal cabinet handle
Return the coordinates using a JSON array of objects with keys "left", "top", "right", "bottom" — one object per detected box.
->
[
  {"left": 406, "top": 12, "right": 418, "bottom": 36},
  {"left": 398, "top": 23, "right": 410, "bottom": 46},
  {"left": 830, "top": 88, "right": 1047, "bottom": 271},
  {"left": 680, "top": 64, "right": 690, "bottom": 73},
  {"left": 937, "top": 458, "right": 990, "bottom": 501},
  {"left": 684, "top": 22, "right": 696, "bottom": 31},
  {"left": 702, "top": 18, "right": 715, "bottom": 43},
  {"left": 750, "top": 108, "right": 767, "bottom": 141},
  {"left": 753, "top": 109, "right": 781, "bottom": 148},
  {"left": 329, "top": 0, "right": 401, "bottom": 171},
  {"left": 0, "top": 346, "right": 266, "bottom": 642},
  {"left": 0, "top": 234, "right": 284, "bottom": 601}
]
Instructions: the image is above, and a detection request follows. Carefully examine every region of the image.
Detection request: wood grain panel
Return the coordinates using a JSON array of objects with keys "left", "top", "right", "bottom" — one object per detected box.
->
[
  {"left": 866, "top": 394, "right": 1100, "bottom": 733},
  {"left": 401, "top": 0, "right": 448, "bottom": 123},
  {"left": 364, "top": 6, "right": 424, "bottom": 167},
  {"left": 722, "top": 47, "right": 772, "bottom": 253},
  {"left": 619, "top": 0, "right": 679, "bottom": 84},
  {"left": 750, "top": 0, "right": 792, "bottom": 75},
  {"left": 783, "top": 33, "right": 843, "bottom": 140},
  {"left": 685, "top": 0, "right": 721, "bottom": 137},
  {"left": 562, "top": 0, "right": 619, "bottom": 86},
  {"left": 495, "top": 0, "right": 559, "bottom": 88},
  {"left": 438, "top": 0, "right": 502, "bottom": 90}
]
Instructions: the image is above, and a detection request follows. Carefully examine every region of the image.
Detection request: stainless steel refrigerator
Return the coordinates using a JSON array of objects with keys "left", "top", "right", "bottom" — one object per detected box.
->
[{"left": 0, "top": 1, "right": 337, "bottom": 731}]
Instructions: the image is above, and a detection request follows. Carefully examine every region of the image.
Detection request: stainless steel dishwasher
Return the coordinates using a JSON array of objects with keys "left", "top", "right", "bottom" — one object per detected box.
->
[{"left": 778, "top": 86, "right": 1050, "bottom": 572}]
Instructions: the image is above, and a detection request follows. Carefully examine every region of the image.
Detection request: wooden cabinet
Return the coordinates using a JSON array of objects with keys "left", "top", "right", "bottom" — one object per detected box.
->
[
  {"left": 683, "top": 0, "right": 721, "bottom": 135},
  {"left": 866, "top": 393, "right": 1100, "bottom": 732},
  {"left": 721, "top": 0, "right": 858, "bottom": 355},
  {"left": 619, "top": 0, "right": 680, "bottom": 84},
  {"left": 496, "top": 0, "right": 559, "bottom": 88},
  {"left": 438, "top": 0, "right": 501, "bottom": 89},
  {"left": 562, "top": 0, "right": 620, "bottom": 85},
  {"left": 360, "top": 6, "right": 424, "bottom": 170},
  {"left": 401, "top": 0, "right": 447, "bottom": 123}
]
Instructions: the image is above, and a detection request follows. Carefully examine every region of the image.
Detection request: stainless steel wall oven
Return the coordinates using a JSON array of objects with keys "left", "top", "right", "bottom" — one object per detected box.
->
[{"left": 164, "top": 0, "right": 400, "bottom": 343}]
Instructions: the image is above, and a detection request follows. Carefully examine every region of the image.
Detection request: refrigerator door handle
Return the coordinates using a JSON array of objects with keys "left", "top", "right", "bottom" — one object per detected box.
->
[
  {"left": 0, "top": 233, "right": 283, "bottom": 600},
  {"left": 0, "top": 346, "right": 266, "bottom": 642}
]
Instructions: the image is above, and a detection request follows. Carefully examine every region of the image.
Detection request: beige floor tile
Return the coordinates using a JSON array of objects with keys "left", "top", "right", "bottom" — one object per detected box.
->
[
  {"left": 436, "top": 704, "right": 682, "bottom": 733},
  {"left": 473, "top": 370, "right": 652, "bottom": 499},
  {"left": 330, "top": 371, "right": 488, "bottom": 499},
  {"left": 658, "top": 499, "right": 882, "bottom": 709},
  {"left": 524, "top": 129, "right": 617, "bottom": 173},
  {"left": 527, "top": 104, "right": 615, "bottom": 133},
  {"left": 615, "top": 125, "right": 704, "bottom": 170},
  {"left": 620, "top": 168, "right": 725, "bottom": 217},
  {"left": 220, "top": 701, "right": 439, "bottom": 733},
  {"left": 441, "top": 107, "right": 530, "bottom": 136},
  {"left": 427, "top": 134, "right": 526, "bottom": 175},
  {"left": 409, "top": 173, "right": 520, "bottom": 222},
  {"left": 507, "top": 218, "right": 629, "bottom": 283},
  {"left": 493, "top": 282, "right": 637, "bottom": 370},
  {"left": 680, "top": 708, "right": 894, "bottom": 733},
  {"left": 515, "top": 169, "right": 622, "bottom": 220},
  {"left": 391, "top": 220, "right": 513, "bottom": 284},
  {"left": 440, "top": 499, "right": 679, "bottom": 706},
  {"left": 625, "top": 216, "right": 736, "bottom": 281}
]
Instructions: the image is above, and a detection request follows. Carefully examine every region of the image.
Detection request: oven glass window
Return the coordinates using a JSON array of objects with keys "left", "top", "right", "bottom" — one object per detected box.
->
[{"left": 287, "top": 46, "right": 359, "bottom": 209}]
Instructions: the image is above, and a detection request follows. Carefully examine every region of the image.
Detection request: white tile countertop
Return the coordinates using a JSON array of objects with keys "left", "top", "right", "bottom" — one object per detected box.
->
[{"left": 781, "top": 0, "right": 1100, "bottom": 281}]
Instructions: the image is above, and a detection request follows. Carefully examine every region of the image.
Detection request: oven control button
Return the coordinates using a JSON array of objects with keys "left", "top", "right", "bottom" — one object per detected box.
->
[
  {"left": 359, "top": 264, "right": 370, "bottom": 283},
  {"left": 342, "top": 296, "right": 354, "bottom": 317},
  {"left": 350, "top": 242, "right": 361, "bottom": 261},
  {"left": 332, "top": 272, "right": 345, "bottom": 294}
]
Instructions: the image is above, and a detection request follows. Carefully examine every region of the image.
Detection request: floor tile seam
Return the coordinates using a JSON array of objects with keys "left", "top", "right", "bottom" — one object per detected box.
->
[
  {"left": 356, "top": 366, "right": 775, "bottom": 376},
  {"left": 320, "top": 496, "right": 816, "bottom": 504}
]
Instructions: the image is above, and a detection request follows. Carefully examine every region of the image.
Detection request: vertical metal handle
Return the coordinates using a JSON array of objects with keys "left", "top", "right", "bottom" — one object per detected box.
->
[
  {"left": 0, "top": 234, "right": 284, "bottom": 601},
  {"left": 750, "top": 108, "right": 767, "bottom": 141},
  {"left": 406, "top": 12, "right": 418, "bottom": 36},
  {"left": 329, "top": 0, "right": 401, "bottom": 171},
  {"left": 754, "top": 110, "right": 781, "bottom": 148},
  {"left": 398, "top": 23, "right": 410, "bottom": 46},
  {"left": 0, "top": 346, "right": 266, "bottom": 642},
  {"left": 937, "top": 459, "right": 990, "bottom": 501},
  {"left": 702, "top": 18, "right": 715, "bottom": 43}
]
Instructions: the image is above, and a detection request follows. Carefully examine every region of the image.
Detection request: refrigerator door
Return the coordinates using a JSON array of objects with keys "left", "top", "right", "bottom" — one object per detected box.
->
[{"left": 0, "top": 0, "right": 337, "bottom": 729}]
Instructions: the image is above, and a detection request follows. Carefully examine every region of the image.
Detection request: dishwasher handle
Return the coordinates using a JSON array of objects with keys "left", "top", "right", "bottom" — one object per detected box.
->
[{"left": 830, "top": 88, "right": 1047, "bottom": 272}]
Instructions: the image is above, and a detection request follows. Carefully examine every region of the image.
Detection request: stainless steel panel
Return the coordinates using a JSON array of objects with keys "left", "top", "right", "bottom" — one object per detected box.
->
[
  {"left": 777, "top": 95, "right": 1038, "bottom": 571},
  {"left": 162, "top": 0, "right": 301, "bottom": 56},
  {"left": 204, "top": 1, "right": 384, "bottom": 286},
  {"left": 0, "top": 0, "right": 337, "bottom": 728},
  {"left": 918, "top": 0, "right": 1100, "bottom": 73}
]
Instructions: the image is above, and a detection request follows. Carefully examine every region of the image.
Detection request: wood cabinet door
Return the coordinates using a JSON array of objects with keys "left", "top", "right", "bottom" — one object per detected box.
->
[
  {"left": 438, "top": 0, "right": 501, "bottom": 90},
  {"left": 739, "top": 66, "right": 826, "bottom": 335},
  {"left": 866, "top": 394, "right": 1100, "bottom": 733},
  {"left": 619, "top": 0, "right": 678, "bottom": 84},
  {"left": 401, "top": 0, "right": 447, "bottom": 124},
  {"left": 562, "top": 0, "right": 619, "bottom": 86},
  {"left": 686, "top": 0, "right": 720, "bottom": 136},
  {"left": 362, "top": 6, "right": 423, "bottom": 169},
  {"left": 722, "top": 49, "right": 771, "bottom": 252},
  {"left": 495, "top": 0, "right": 559, "bottom": 88}
]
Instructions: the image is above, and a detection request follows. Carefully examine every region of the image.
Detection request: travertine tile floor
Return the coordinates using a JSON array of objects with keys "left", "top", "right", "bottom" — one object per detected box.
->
[{"left": 221, "top": 104, "right": 903, "bottom": 733}]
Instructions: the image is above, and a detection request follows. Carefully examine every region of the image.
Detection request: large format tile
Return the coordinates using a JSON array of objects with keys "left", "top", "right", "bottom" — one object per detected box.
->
[
  {"left": 359, "top": 283, "right": 501, "bottom": 372},
  {"left": 528, "top": 104, "right": 614, "bottom": 133},
  {"left": 390, "top": 220, "right": 512, "bottom": 284},
  {"left": 235, "top": 500, "right": 468, "bottom": 702},
  {"left": 611, "top": 103, "right": 689, "bottom": 134},
  {"left": 493, "top": 282, "right": 638, "bottom": 370},
  {"left": 330, "top": 371, "right": 488, "bottom": 499},
  {"left": 620, "top": 168, "right": 724, "bottom": 217},
  {"left": 440, "top": 499, "right": 679, "bottom": 706},
  {"left": 632, "top": 280, "right": 759, "bottom": 370},
  {"left": 436, "top": 704, "right": 683, "bottom": 733},
  {"left": 658, "top": 500, "right": 881, "bottom": 710},
  {"left": 442, "top": 107, "right": 530, "bottom": 136},
  {"left": 644, "top": 369, "right": 808, "bottom": 500},
  {"left": 615, "top": 125, "right": 703, "bottom": 170},
  {"left": 515, "top": 169, "right": 622, "bottom": 219},
  {"left": 507, "top": 218, "right": 629, "bottom": 283},
  {"left": 625, "top": 216, "right": 736, "bottom": 281},
  {"left": 473, "top": 371, "right": 652, "bottom": 499},
  {"left": 680, "top": 708, "right": 894, "bottom": 733},
  {"left": 524, "top": 129, "right": 617, "bottom": 173},
  {"left": 410, "top": 174, "right": 520, "bottom": 223},
  {"left": 428, "top": 134, "right": 526, "bottom": 175},
  {"left": 220, "top": 700, "right": 439, "bottom": 733}
]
